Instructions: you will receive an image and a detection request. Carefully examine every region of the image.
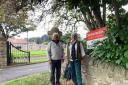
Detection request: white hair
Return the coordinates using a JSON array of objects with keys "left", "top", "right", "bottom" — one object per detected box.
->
[{"left": 71, "top": 32, "right": 78, "bottom": 38}]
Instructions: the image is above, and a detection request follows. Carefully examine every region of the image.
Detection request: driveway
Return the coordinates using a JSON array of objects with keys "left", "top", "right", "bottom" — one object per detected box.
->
[{"left": 0, "top": 62, "right": 49, "bottom": 83}]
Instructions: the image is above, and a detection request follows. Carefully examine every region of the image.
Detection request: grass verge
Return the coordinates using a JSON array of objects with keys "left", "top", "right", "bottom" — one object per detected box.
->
[
  {"left": 0, "top": 72, "right": 50, "bottom": 85},
  {"left": 0, "top": 72, "right": 72, "bottom": 85},
  {"left": 30, "top": 58, "right": 48, "bottom": 63}
]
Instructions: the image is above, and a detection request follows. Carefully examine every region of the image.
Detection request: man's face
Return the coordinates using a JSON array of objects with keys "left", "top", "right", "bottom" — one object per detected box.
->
[
  {"left": 54, "top": 35, "right": 59, "bottom": 40},
  {"left": 71, "top": 34, "right": 77, "bottom": 41}
]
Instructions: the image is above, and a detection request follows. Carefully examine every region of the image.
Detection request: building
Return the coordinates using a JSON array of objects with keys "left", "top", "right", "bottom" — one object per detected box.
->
[{"left": 8, "top": 37, "right": 47, "bottom": 50}]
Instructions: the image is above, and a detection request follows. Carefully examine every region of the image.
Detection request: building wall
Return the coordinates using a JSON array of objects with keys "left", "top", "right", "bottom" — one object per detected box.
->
[{"left": 13, "top": 43, "right": 47, "bottom": 51}]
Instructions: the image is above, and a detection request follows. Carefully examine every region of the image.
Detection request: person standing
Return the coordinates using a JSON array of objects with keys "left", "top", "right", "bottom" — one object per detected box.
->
[
  {"left": 47, "top": 33, "right": 64, "bottom": 85},
  {"left": 65, "top": 33, "right": 85, "bottom": 85}
]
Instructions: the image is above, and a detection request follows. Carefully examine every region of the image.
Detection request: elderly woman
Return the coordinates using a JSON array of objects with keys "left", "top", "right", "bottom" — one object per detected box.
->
[
  {"left": 65, "top": 33, "right": 85, "bottom": 85},
  {"left": 47, "top": 33, "right": 64, "bottom": 85}
]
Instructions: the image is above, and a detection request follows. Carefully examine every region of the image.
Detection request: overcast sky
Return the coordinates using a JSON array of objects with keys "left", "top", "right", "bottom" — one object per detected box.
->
[{"left": 17, "top": 4, "right": 128, "bottom": 39}]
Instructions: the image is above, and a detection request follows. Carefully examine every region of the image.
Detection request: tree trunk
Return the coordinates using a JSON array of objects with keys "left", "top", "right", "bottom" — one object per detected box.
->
[
  {"left": 92, "top": 6, "right": 105, "bottom": 27},
  {"left": 112, "top": 0, "right": 120, "bottom": 28},
  {"left": 103, "top": 1, "right": 106, "bottom": 23},
  {"left": 80, "top": 8, "right": 92, "bottom": 30},
  {"left": 86, "top": 7, "right": 98, "bottom": 29},
  {"left": 0, "top": 24, "right": 7, "bottom": 39}
]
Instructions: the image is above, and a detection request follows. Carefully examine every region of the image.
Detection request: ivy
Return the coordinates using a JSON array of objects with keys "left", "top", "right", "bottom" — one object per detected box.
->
[{"left": 90, "top": 12, "right": 128, "bottom": 69}]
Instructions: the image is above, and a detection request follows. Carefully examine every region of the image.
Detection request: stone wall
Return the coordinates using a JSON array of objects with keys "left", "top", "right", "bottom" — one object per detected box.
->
[
  {"left": 81, "top": 56, "right": 128, "bottom": 85},
  {"left": 0, "top": 38, "right": 7, "bottom": 68}
]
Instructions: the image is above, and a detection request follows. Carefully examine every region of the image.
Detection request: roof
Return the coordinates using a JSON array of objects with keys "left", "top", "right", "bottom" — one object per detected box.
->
[{"left": 8, "top": 38, "right": 28, "bottom": 44}]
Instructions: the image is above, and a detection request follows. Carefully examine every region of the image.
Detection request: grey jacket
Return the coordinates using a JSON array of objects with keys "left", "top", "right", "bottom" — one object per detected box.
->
[{"left": 47, "top": 41, "right": 64, "bottom": 60}]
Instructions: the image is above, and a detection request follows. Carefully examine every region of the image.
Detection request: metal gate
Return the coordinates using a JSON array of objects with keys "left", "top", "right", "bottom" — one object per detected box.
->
[{"left": 7, "top": 41, "right": 30, "bottom": 65}]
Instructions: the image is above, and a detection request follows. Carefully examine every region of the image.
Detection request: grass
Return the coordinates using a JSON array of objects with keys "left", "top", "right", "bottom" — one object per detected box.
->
[
  {"left": 0, "top": 71, "right": 72, "bottom": 85},
  {"left": 30, "top": 58, "right": 48, "bottom": 63},
  {"left": 11, "top": 50, "right": 47, "bottom": 58},
  {"left": 11, "top": 50, "right": 48, "bottom": 63},
  {"left": 30, "top": 50, "right": 47, "bottom": 57},
  {"left": 0, "top": 72, "right": 50, "bottom": 85}
]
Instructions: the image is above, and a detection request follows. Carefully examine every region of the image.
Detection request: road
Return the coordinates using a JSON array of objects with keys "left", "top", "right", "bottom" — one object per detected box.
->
[{"left": 0, "top": 62, "right": 49, "bottom": 83}]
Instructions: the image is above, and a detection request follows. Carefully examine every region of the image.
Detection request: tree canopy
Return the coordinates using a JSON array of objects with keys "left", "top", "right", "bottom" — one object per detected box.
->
[{"left": 0, "top": 0, "right": 38, "bottom": 39}]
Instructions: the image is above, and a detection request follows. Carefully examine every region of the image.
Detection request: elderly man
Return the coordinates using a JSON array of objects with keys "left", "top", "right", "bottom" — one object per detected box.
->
[
  {"left": 47, "top": 33, "right": 64, "bottom": 85},
  {"left": 66, "top": 33, "right": 85, "bottom": 85}
]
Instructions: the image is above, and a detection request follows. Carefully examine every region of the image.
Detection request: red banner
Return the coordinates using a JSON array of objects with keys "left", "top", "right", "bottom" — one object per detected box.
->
[
  {"left": 86, "top": 27, "right": 107, "bottom": 41},
  {"left": 86, "top": 27, "right": 107, "bottom": 49}
]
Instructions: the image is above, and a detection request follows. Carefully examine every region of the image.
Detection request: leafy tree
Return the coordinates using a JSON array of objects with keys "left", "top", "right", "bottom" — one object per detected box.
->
[
  {"left": 60, "top": 32, "right": 81, "bottom": 44},
  {"left": 28, "top": 34, "right": 48, "bottom": 44},
  {"left": 0, "top": 0, "right": 37, "bottom": 39},
  {"left": 60, "top": 32, "right": 71, "bottom": 44},
  {"left": 89, "top": 3, "right": 128, "bottom": 69},
  {"left": 41, "top": 34, "right": 48, "bottom": 42},
  {"left": 29, "top": 0, "right": 128, "bottom": 31}
]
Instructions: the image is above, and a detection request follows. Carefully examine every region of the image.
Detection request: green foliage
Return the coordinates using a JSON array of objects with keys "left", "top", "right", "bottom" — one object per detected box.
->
[
  {"left": 60, "top": 32, "right": 71, "bottom": 44},
  {"left": 60, "top": 32, "right": 81, "bottom": 44},
  {"left": 28, "top": 35, "right": 48, "bottom": 44},
  {"left": 0, "top": 0, "right": 36, "bottom": 39},
  {"left": 90, "top": 11, "right": 128, "bottom": 69},
  {"left": 80, "top": 39, "right": 93, "bottom": 55}
]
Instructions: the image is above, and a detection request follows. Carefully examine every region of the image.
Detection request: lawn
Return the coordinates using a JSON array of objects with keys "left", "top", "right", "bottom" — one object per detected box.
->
[
  {"left": 11, "top": 50, "right": 48, "bottom": 63},
  {"left": 12, "top": 50, "right": 47, "bottom": 58},
  {"left": 30, "top": 58, "right": 48, "bottom": 63},
  {"left": 0, "top": 72, "right": 70, "bottom": 85},
  {"left": 30, "top": 50, "right": 47, "bottom": 57}
]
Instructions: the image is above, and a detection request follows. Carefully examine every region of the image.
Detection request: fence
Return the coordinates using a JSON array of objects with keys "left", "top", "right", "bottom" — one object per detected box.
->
[{"left": 7, "top": 41, "right": 30, "bottom": 65}]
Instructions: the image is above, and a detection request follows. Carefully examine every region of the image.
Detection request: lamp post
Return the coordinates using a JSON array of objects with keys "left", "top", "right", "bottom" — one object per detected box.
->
[
  {"left": 27, "top": 30, "right": 28, "bottom": 51},
  {"left": 26, "top": 29, "right": 30, "bottom": 63}
]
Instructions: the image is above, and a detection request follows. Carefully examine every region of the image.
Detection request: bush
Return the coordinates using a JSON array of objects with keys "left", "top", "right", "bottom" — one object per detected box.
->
[{"left": 90, "top": 13, "right": 128, "bottom": 69}]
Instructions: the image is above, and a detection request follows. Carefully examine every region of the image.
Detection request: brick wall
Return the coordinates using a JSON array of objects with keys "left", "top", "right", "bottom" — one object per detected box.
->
[{"left": 0, "top": 38, "right": 7, "bottom": 68}]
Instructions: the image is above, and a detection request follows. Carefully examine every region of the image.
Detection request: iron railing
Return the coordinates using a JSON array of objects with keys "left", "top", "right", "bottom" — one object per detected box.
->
[{"left": 7, "top": 41, "right": 30, "bottom": 65}]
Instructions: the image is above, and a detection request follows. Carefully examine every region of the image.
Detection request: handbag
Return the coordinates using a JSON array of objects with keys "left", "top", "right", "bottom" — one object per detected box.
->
[{"left": 63, "top": 63, "right": 72, "bottom": 81}]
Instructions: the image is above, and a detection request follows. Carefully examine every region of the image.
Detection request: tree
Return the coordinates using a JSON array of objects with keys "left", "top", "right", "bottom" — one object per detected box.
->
[
  {"left": 0, "top": 0, "right": 38, "bottom": 39},
  {"left": 28, "top": 34, "right": 48, "bottom": 44},
  {"left": 31, "top": 0, "right": 128, "bottom": 31}
]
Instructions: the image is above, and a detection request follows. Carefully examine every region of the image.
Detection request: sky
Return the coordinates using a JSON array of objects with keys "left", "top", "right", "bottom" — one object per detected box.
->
[{"left": 17, "top": 4, "right": 128, "bottom": 39}]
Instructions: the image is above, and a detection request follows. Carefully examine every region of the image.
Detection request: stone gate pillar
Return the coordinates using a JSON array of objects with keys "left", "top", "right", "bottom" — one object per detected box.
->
[
  {"left": 48, "top": 27, "right": 62, "bottom": 40},
  {"left": 0, "top": 34, "right": 7, "bottom": 68}
]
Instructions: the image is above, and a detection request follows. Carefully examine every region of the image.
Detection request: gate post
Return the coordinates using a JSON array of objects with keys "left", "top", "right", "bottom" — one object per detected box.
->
[
  {"left": 0, "top": 36, "right": 7, "bottom": 68},
  {"left": 7, "top": 41, "right": 12, "bottom": 65}
]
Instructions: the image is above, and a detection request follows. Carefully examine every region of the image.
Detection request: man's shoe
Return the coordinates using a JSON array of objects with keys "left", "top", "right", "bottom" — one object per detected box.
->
[
  {"left": 56, "top": 82, "right": 61, "bottom": 85},
  {"left": 50, "top": 82, "right": 55, "bottom": 85}
]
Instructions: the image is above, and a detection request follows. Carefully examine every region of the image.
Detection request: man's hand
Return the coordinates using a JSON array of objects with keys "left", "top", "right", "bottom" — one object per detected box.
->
[
  {"left": 64, "top": 58, "right": 69, "bottom": 65},
  {"left": 48, "top": 59, "right": 52, "bottom": 64},
  {"left": 61, "top": 59, "right": 64, "bottom": 63}
]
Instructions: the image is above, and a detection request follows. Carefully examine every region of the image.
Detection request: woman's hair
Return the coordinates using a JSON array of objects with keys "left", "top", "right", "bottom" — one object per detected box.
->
[{"left": 52, "top": 33, "right": 59, "bottom": 40}]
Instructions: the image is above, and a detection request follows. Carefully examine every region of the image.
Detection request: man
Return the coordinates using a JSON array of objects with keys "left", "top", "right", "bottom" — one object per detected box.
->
[
  {"left": 65, "top": 33, "right": 85, "bottom": 85},
  {"left": 47, "top": 33, "right": 64, "bottom": 85}
]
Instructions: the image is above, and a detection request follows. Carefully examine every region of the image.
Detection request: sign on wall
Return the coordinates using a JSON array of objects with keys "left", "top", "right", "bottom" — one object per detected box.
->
[{"left": 86, "top": 27, "right": 107, "bottom": 49}]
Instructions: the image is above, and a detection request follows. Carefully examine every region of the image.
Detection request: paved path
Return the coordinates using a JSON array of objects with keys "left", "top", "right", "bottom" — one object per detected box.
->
[{"left": 0, "top": 62, "right": 49, "bottom": 83}]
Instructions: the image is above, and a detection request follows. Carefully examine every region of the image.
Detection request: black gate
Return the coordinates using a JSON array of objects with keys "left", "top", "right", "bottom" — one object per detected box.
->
[{"left": 7, "top": 41, "right": 30, "bottom": 65}]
